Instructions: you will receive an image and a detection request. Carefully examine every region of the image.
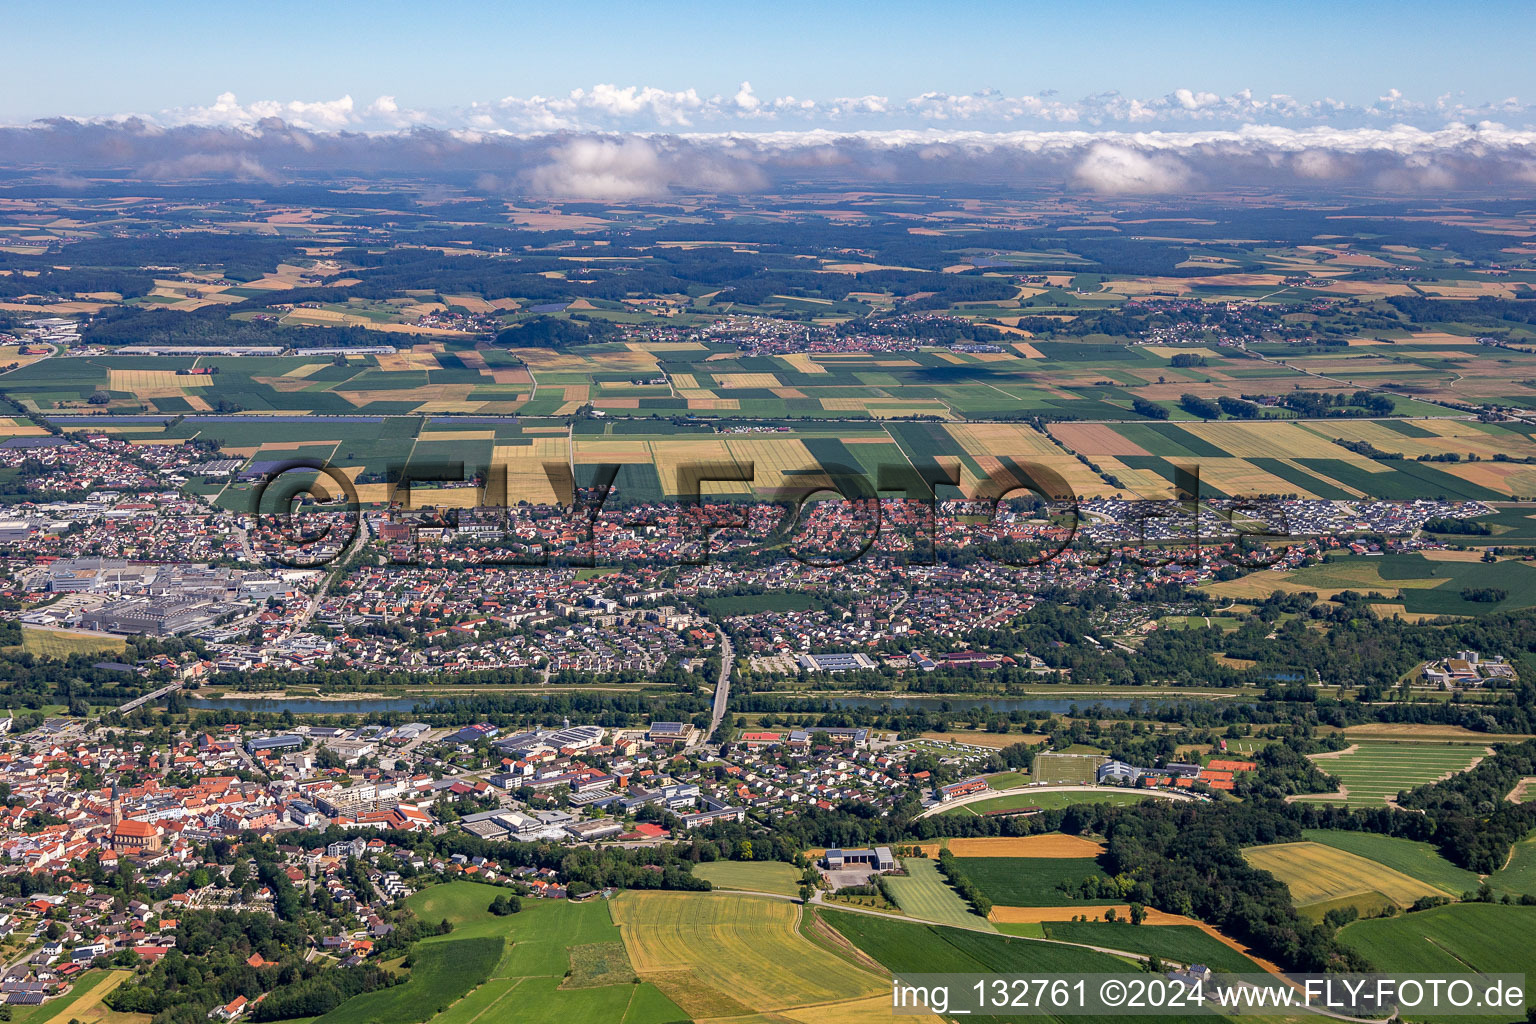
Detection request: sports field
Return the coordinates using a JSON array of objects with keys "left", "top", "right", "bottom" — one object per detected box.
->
[
  {"left": 1295, "top": 741, "right": 1487, "bottom": 807},
  {"left": 883, "top": 856, "right": 990, "bottom": 928},
  {"left": 985, "top": 770, "right": 1032, "bottom": 789},
  {"left": 1242, "top": 841, "right": 1447, "bottom": 910},
  {"left": 612, "top": 891, "right": 900, "bottom": 1019},
  {"left": 691, "top": 859, "right": 801, "bottom": 896},
  {"left": 1031, "top": 753, "right": 1107, "bottom": 784}
]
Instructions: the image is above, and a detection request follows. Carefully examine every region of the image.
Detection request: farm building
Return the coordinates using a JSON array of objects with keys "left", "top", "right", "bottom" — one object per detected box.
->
[{"left": 824, "top": 847, "right": 895, "bottom": 871}]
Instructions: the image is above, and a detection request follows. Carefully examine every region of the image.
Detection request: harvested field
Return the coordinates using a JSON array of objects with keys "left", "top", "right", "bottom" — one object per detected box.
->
[
  {"left": 107, "top": 369, "right": 212, "bottom": 390},
  {"left": 714, "top": 372, "right": 782, "bottom": 389},
  {"left": 948, "top": 421, "right": 1063, "bottom": 458},
  {"left": 1242, "top": 841, "right": 1445, "bottom": 907},
  {"left": 1049, "top": 422, "right": 1150, "bottom": 456},
  {"left": 613, "top": 891, "right": 887, "bottom": 1013},
  {"left": 916, "top": 835, "right": 1105, "bottom": 859},
  {"left": 375, "top": 348, "right": 445, "bottom": 371},
  {"left": 490, "top": 439, "right": 570, "bottom": 505},
  {"left": 779, "top": 353, "right": 828, "bottom": 374},
  {"left": 1181, "top": 420, "right": 1344, "bottom": 458}
]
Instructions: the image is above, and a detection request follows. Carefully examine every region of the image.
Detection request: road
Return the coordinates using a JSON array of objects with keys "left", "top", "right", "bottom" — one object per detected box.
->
[
  {"left": 702, "top": 628, "right": 733, "bottom": 746},
  {"left": 115, "top": 680, "right": 185, "bottom": 715},
  {"left": 916, "top": 784, "right": 1198, "bottom": 818}
]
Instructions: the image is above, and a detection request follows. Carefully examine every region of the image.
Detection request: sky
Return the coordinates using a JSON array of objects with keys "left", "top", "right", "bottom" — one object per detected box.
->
[
  {"left": 4, "top": 0, "right": 1535, "bottom": 130},
  {"left": 4, "top": 1, "right": 1536, "bottom": 197}
]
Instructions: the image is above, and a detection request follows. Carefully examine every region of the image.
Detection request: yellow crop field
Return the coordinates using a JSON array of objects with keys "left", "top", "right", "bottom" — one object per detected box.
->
[
  {"left": 669, "top": 372, "right": 699, "bottom": 389},
  {"left": 1242, "top": 841, "right": 1442, "bottom": 907},
  {"left": 963, "top": 453, "right": 1105, "bottom": 501},
  {"left": 280, "top": 363, "right": 330, "bottom": 378},
  {"left": 490, "top": 439, "right": 570, "bottom": 505},
  {"left": 37, "top": 970, "right": 142, "bottom": 1024},
  {"left": 1178, "top": 421, "right": 1341, "bottom": 459},
  {"left": 1195, "top": 458, "right": 1321, "bottom": 497},
  {"left": 645, "top": 438, "right": 735, "bottom": 495},
  {"left": 863, "top": 403, "right": 951, "bottom": 418},
  {"left": 1445, "top": 461, "right": 1536, "bottom": 496},
  {"left": 948, "top": 422, "right": 1065, "bottom": 458},
  {"left": 779, "top": 352, "right": 829, "bottom": 374},
  {"left": 627, "top": 340, "right": 705, "bottom": 353},
  {"left": 1142, "top": 345, "right": 1225, "bottom": 360},
  {"left": 613, "top": 892, "right": 887, "bottom": 1015},
  {"left": 723, "top": 437, "right": 829, "bottom": 493},
  {"left": 107, "top": 370, "right": 212, "bottom": 390},
  {"left": 335, "top": 385, "right": 475, "bottom": 408},
  {"left": 1321, "top": 419, "right": 1536, "bottom": 462},
  {"left": 573, "top": 440, "right": 653, "bottom": 464},
  {"left": 715, "top": 372, "right": 782, "bottom": 389},
  {"left": 374, "top": 348, "right": 443, "bottom": 371}
]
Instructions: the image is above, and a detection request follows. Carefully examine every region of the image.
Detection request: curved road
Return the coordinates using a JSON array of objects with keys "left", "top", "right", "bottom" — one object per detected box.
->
[{"left": 918, "top": 784, "right": 1198, "bottom": 818}]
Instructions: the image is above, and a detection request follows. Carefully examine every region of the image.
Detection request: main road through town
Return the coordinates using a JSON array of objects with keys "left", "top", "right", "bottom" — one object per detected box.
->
[{"left": 703, "top": 628, "right": 732, "bottom": 746}]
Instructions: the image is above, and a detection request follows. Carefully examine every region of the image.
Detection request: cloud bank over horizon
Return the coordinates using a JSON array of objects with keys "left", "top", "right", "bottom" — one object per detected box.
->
[
  {"left": 123, "top": 84, "right": 1536, "bottom": 135},
  {"left": 5, "top": 84, "right": 1536, "bottom": 200}
]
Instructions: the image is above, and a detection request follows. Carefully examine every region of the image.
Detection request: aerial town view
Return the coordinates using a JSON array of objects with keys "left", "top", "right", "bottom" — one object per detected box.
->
[{"left": 0, "top": 2, "right": 1534, "bottom": 1022}]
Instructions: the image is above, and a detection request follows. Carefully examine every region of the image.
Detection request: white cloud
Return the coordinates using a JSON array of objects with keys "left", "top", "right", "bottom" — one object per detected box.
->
[
  {"left": 529, "top": 138, "right": 665, "bottom": 200},
  {"left": 12, "top": 102, "right": 1536, "bottom": 196},
  {"left": 125, "top": 84, "right": 1536, "bottom": 136},
  {"left": 733, "top": 81, "right": 760, "bottom": 112},
  {"left": 525, "top": 137, "right": 765, "bottom": 200},
  {"left": 1071, "top": 143, "right": 1194, "bottom": 193},
  {"left": 137, "top": 151, "right": 278, "bottom": 183}
]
